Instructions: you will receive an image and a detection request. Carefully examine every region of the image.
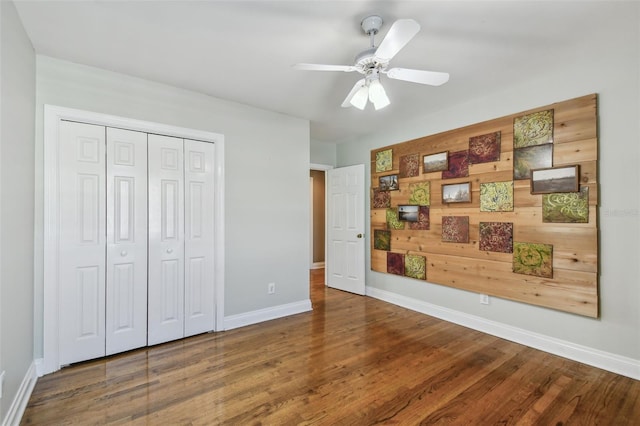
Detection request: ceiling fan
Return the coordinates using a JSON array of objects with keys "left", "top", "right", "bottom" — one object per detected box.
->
[{"left": 293, "top": 15, "right": 450, "bottom": 111}]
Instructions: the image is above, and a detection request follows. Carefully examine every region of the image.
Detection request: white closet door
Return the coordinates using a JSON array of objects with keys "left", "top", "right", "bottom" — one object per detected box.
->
[
  {"left": 59, "top": 121, "right": 107, "bottom": 365},
  {"left": 184, "top": 140, "right": 215, "bottom": 336},
  {"left": 148, "top": 134, "right": 185, "bottom": 345},
  {"left": 106, "top": 128, "right": 148, "bottom": 355}
]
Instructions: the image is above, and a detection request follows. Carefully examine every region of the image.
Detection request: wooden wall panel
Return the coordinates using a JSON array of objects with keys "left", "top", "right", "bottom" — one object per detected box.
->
[{"left": 370, "top": 94, "right": 599, "bottom": 317}]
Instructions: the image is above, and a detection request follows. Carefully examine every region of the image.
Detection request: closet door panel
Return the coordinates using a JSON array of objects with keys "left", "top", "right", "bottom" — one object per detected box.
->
[
  {"left": 184, "top": 140, "right": 216, "bottom": 336},
  {"left": 148, "top": 134, "right": 185, "bottom": 345},
  {"left": 59, "top": 121, "right": 107, "bottom": 365},
  {"left": 106, "top": 128, "right": 148, "bottom": 355}
]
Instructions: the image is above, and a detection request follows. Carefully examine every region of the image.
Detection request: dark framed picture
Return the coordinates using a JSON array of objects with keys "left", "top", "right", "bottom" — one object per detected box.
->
[
  {"left": 531, "top": 165, "right": 579, "bottom": 194},
  {"left": 397, "top": 205, "right": 419, "bottom": 222},
  {"left": 442, "top": 182, "right": 471, "bottom": 203},
  {"left": 423, "top": 151, "right": 448, "bottom": 173},
  {"left": 513, "top": 144, "right": 553, "bottom": 180},
  {"left": 379, "top": 174, "right": 399, "bottom": 191}
]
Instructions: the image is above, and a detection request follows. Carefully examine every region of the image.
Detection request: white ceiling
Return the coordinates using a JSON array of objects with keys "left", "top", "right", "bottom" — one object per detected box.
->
[{"left": 14, "top": 1, "right": 618, "bottom": 142}]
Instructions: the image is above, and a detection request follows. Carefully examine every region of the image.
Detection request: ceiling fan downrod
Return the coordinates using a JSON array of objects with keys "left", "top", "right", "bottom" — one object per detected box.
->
[{"left": 361, "top": 15, "right": 383, "bottom": 48}]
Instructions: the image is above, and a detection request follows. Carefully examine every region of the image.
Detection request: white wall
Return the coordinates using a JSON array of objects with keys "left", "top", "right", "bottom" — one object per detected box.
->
[
  {"left": 310, "top": 139, "right": 336, "bottom": 166},
  {"left": 0, "top": 0, "right": 36, "bottom": 421},
  {"left": 34, "top": 56, "right": 310, "bottom": 357},
  {"left": 337, "top": 3, "right": 640, "bottom": 365}
]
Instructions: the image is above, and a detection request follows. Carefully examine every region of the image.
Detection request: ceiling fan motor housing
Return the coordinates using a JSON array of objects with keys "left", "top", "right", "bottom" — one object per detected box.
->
[{"left": 354, "top": 48, "right": 384, "bottom": 73}]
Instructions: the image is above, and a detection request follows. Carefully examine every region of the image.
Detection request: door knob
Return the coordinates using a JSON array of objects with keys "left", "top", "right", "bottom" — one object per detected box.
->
[
  {"left": 120, "top": 251, "right": 127, "bottom": 257},
  {"left": 357, "top": 234, "right": 363, "bottom": 238},
  {"left": 166, "top": 248, "right": 173, "bottom": 254}
]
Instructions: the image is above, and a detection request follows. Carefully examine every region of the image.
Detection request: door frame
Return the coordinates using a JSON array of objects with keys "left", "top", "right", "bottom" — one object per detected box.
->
[
  {"left": 42, "top": 105, "right": 225, "bottom": 375},
  {"left": 310, "top": 163, "right": 333, "bottom": 285}
]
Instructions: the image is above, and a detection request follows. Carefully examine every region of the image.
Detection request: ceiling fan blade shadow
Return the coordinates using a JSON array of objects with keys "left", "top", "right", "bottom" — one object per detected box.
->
[
  {"left": 341, "top": 79, "right": 367, "bottom": 109},
  {"left": 386, "top": 68, "right": 450, "bottom": 86},
  {"left": 292, "top": 63, "right": 357, "bottom": 72},
  {"left": 374, "top": 19, "right": 420, "bottom": 62}
]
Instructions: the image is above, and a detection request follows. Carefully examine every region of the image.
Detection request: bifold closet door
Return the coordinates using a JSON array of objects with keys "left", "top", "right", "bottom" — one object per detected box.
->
[
  {"left": 184, "top": 139, "right": 215, "bottom": 337},
  {"left": 148, "top": 136, "right": 216, "bottom": 345},
  {"left": 59, "top": 121, "right": 107, "bottom": 365},
  {"left": 105, "top": 128, "right": 148, "bottom": 355},
  {"left": 148, "top": 134, "right": 186, "bottom": 345},
  {"left": 59, "top": 122, "right": 149, "bottom": 364},
  {"left": 59, "top": 124, "right": 216, "bottom": 358}
]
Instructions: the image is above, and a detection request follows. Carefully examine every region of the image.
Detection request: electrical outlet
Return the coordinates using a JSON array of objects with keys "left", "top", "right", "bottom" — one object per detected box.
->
[
  {"left": 480, "top": 294, "right": 490, "bottom": 305},
  {"left": 268, "top": 282, "right": 276, "bottom": 295}
]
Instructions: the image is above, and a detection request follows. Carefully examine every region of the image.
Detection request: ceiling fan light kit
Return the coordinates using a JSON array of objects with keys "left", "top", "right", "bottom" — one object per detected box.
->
[
  {"left": 293, "top": 15, "right": 450, "bottom": 111},
  {"left": 350, "top": 82, "right": 369, "bottom": 110},
  {"left": 366, "top": 72, "right": 390, "bottom": 110}
]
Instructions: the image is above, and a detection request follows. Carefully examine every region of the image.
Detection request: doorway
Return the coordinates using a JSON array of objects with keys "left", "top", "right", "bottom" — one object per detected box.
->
[
  {"left": 310, "top": 164, "right": 332, "bottom": 289},
  {"left": 310, "top": 170, "right": 326, "bottom": 269}
]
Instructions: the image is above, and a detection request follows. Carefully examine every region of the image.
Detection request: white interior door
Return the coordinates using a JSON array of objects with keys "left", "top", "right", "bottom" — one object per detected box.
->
[
  {"left": 59, "top": 121, "right": 107, "bottom": 365},
  {"left": 148, "top": 134, "right": 186, "bottom": 345},
  {"left": 105, "top": 128, "right": 148, "bottom": 355},
  {"left": 184, "top": 139, "right": 215, "bottom": 337},
  {"left": 327, "top": 164, "right": 365, "bottom": 295}
]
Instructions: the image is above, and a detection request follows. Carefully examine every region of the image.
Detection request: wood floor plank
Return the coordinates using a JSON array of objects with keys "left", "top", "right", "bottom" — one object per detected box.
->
[{"left": 21, "top": 269, "right": 640, "bottom": 425}]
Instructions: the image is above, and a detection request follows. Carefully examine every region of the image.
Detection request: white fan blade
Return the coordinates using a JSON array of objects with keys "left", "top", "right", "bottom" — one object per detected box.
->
[
  {"left": 293, "top": 63, "right": 357, "bottom": 72},
  {"left": 374, "top": 19, "right": 420, "bottom": 62},
  {"left": 341, "top": 79, "right": 367, "bottom": 109},
  {"left": 386, "top": 68, "right": 450, "bottom": 86}
]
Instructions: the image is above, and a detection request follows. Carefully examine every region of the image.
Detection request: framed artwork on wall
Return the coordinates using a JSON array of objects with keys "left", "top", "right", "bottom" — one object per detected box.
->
[
  {"left": 513, "top": 242, "right": 553, "bottom": 278},
  {"left": 442, "top": 150, "right": 469, "bottom": 179},
  {"left": 374, "top": 229, "right": 392, "bottom": 251},
  {"left": 542, "top": 187, "right": 589, "bottom": 223},
  {"left": 469, "top": 131, "right": 501, "bottom": 164},
  {"left": 513, "top": 143, "right": 553, "bottom": 180},
  {"left": 376, "top": 148, "right": 393, "bottom": 172},
  {"left": 398, "top": 205, "right": 419, "bottom": 222},
  {"left": 422, "top": 151, "right": 448, "bottom": 173},
  {"left": 514, "top": 109, "right": 554, "bottom": 148},
  {"left": 479, "top": 222, "right": 514, "bottom": 253},
  {"left": 404, "top": 254, "right": 426, "bottom": 280},
  {"left": 442, "top": 182, "right": 471, "bottom": 203},
  {"left": 386, "top": 208, "right": 405, "bottom": 230},
  {"left": 372, "top": 188, "right": 391, "bottom": 208},
  {"left": 480, "top": 181, "right": 514, "bottom": 212},
  {"left": 379, "top": 174, "right": 399, "bottom": 191},
  {"left": 442, "top": 216, "right": 470, "bottom": 243},
  {"left": 531, "top": 165, "right": 579, "bottom": 194},
  {"left": 399, "top": 153, "right": 420, "bottom": 178},
  {"left": 387, "top": 252, "right": 405, "bottom": 275},
  {"left": 408, "top": 181, "right": 431, "bottom": 206}
]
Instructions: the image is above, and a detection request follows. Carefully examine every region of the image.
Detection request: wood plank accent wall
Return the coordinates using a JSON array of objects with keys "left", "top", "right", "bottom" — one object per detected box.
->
[{"left": 370, "top": 94, "right": 598, "bottom": 317}]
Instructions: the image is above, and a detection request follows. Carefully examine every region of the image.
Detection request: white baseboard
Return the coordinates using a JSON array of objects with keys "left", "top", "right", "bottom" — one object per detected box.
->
[
  {"left": 367, "top": 286, "right": 640, "bottom": 380},
  {"left": 224, "top": 299, "right": 312, "bottom": 331},
  {"left": 311, "top": 262, "right": 325, "bottom": 270},
  {"left": 2, "top": 361, "right": 38, "bottom": 426}
]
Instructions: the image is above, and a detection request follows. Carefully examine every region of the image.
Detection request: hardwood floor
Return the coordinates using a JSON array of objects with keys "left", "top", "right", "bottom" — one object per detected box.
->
[{"left": 23, "top": 269, "right": 640, "bottom": 425}]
